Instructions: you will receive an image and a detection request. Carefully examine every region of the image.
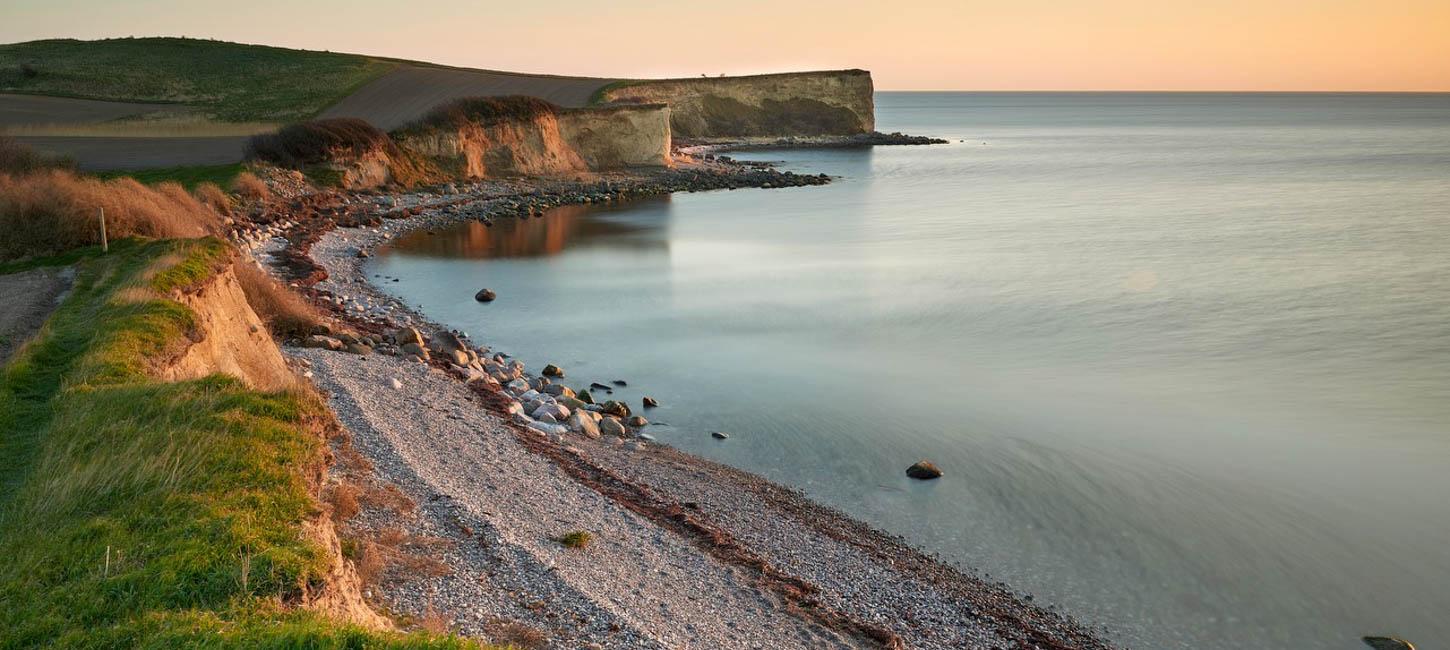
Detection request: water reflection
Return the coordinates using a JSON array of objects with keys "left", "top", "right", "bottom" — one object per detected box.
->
[{"left": 384, "top": 196, "right": 674, "bottom": 260}]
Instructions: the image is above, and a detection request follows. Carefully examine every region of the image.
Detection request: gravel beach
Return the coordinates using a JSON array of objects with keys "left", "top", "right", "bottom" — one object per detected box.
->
[{"left": 255, "top": 163, "right": 1117, "bottom": 649}]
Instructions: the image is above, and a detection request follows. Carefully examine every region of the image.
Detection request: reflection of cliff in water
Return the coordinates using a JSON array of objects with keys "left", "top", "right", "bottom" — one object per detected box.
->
[{"left": 385, "top": 196, "right": 671, "bottom": 259}]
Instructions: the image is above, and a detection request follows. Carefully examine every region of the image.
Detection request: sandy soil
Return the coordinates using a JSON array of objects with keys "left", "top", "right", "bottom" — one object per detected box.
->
[
  {"left": 0, "top": 266, "right": 73, "bottom": 364},
  {"left": 317, "top": 65, "right": 615, "bottom": 130}
]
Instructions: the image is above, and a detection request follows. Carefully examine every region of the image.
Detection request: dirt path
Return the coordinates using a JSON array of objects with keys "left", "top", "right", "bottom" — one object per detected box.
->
[{"left": 0, "top": 266, "right": 73, "bottom": 364}]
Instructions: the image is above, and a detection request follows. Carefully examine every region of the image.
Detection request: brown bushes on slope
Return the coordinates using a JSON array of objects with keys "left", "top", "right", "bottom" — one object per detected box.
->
[
  {"left": 231, "top": 171, "right": 272, "bottom": 201},
  {"left": 393, "top": 95, "right": 560, "bottom": 136},
  {"left": 0, "top": 170, "right": 222, "bottom": 260},
  {"left": 192, "top": 181, "right": 232, "bottom": 217},
  {"left": 245, "top": 118, "right": 393, "bottom": 168},
  {"left": 234, "top": 260, "right": 324, "bottom": 338}
]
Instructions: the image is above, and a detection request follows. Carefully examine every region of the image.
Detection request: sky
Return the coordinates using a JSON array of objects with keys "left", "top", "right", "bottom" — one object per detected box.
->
[{"left": 3, "top": 0, "right": 1448, "bottom": 91}]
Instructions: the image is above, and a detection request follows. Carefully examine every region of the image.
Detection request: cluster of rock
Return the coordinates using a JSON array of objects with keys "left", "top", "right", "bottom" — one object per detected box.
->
[{"left": 500, "top": 369, "right": 654, "bottom": 448}]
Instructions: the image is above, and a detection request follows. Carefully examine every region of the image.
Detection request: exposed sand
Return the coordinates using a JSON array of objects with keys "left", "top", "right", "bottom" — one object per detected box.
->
[{"left": 317, "top": 65, "right": 615, "bottom": 130}]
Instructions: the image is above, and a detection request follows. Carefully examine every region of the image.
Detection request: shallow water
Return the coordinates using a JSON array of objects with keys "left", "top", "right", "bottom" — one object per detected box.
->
[{"left": 374, "top": 93, "right": 1450, "bottom": 649}]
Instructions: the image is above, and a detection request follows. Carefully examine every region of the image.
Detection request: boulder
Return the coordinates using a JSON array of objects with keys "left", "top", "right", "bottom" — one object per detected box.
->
[
  {"left": 906, "top": 461, "right": 943, "bottom": 480},
  {"left": 600, "top": 401, "right": 631, "bottom": 418},
  {"left": 711, "top": 431, "right": 729, "bottom": 440},
  {"left": 569, "top": 412, "right": 601, "bottom": 439},
  {"left": 400, "top": 342, "right": 430, "bottom": 360},
  {"left": 627, "top": 415, "right": 648, "bottom": 427},
  {"left": 543, "top": 384, "right": 575, "bottom": 398},
  {"left": 577, "top": 389, "right": 595, "bottom": 404},
  {"left": 543, "top": 364, "right": 565, "bottom": 377},
  {"left": 303, "top": 335, "right": 344, "bottom": 351},
  {"left": 642, "top": 396, "right": 659, "bottom": 408},
  {"left": 531, "top": 403, "right": 571, "bottom": 421},
  {"left": 474, "top": 288, "right": 497, "bottom": 302},
  {"left": 558, "top": 396, "right": 587, "bottom": 411},
  {"left": 392, "top": 327, "right": 425, "bottom": 348},
  {"left": 600, "top": 417, "right": 626, "bottom": 437}
]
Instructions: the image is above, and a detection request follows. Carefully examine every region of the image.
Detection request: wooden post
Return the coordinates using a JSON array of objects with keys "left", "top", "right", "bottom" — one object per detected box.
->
[{"left": 99, "top": 207, "right": 108, "bottom": 253}]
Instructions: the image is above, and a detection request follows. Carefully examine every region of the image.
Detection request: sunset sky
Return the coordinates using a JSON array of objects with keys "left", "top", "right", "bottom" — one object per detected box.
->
[{"left": 3, "top": 0, "right": 1448, "bottom": 91}]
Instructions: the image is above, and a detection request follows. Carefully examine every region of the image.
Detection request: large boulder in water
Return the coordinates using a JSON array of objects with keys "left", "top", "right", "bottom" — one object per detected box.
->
[
  {"left": 906, "top": 461, "right": 943, "bottom": 480},
  {"left": 543, "top": 363, "right": 565, "bottom": 377},
  {"left": 475, "top": 288, "right": 497, "bottom": 302}
]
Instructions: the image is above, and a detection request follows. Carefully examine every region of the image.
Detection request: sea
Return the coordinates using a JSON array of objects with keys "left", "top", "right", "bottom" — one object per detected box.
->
[{"left": 373, "top": 92, "right": 1450, "bottom": 649}]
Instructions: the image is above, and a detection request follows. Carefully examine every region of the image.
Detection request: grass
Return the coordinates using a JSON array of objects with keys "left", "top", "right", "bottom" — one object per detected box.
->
[
  {"left": 392, "top": 96, "right": 560, "bottom": 137},
  {"left": 0, "top": 37, "right": 396, "bottom": 122},
  {"left": 0, "top": 238, "right": 479, "bottom": 648},
  {"left": 92, "top": 163, "right": 246, "bottom": 190}
]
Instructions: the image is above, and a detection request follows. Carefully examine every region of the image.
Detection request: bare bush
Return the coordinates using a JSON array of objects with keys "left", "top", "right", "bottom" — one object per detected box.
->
[
  {"left": 192, "top": 181, "right": 231, "bottom": 217},
  {"left": 394, "top": 95, "right": 559, "bottom": 136}
]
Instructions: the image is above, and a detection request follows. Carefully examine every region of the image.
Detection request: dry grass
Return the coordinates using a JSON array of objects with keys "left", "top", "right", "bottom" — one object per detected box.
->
[
  {"left": 355, "top": 527, "right": 453, "bottom": 588},
  {"left": 234, "top": 261, "right": 323, "bottom": 338},
  {"left": 360, "top": 483, "right": 416, "bottom": 515},
  {"left": 192, "top": 182, "right": 231, "bottom": 217},
  {"left": 417, "top": 600, "right": 452, "bottom": 635},
  {"left": 327, "top": 480, "right": 361, "bottom": 523},
  {"left": 230, "top": 171, "right": 271, "bottom": 201},
  {"left": 0, "top": 169, "right": 221, "bottom": 260},
  {"left": 484, "top": 621, "right": 547, "bottom": 649}
]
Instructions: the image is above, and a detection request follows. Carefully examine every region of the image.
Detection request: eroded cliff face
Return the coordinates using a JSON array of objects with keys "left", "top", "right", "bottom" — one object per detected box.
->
[
  {"left": 160, "top": 265, "right": 293, "bottom": 391},
  {"left": 558, "top": 104, "right": 672, "bottom": 169},
  {"left": 599, "top": 70, "right": 875, "bottom": 138},
  {"left": 396, "top": 105, "right": 672, "bottom": 179}
]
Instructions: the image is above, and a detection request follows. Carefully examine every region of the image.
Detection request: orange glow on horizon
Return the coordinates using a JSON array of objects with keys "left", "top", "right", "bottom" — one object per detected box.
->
[{"left": 2, "top": 0, "right": 1447, "bottom": 91}]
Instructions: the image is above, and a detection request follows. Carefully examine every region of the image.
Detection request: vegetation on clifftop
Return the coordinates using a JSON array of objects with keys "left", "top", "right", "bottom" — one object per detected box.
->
[
  {"left": 0, "top": 238, "right": 475, "bottom": 648},
  {"left": 0, "top": 38, "right": 395, "bottom": 122}
]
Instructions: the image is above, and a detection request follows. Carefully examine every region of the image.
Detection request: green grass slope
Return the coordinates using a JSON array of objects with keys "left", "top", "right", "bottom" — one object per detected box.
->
[
  {"left": 0, "top": 38, "right": 396, "bottom": 122},
  {"left": 0, "top": 238, "right": 474, "bottom": 649}
]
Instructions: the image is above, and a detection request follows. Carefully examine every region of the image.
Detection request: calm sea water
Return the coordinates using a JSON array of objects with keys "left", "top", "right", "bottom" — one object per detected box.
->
[{"left": 375, "top": 93, "right": 1450, "bottom": 649}]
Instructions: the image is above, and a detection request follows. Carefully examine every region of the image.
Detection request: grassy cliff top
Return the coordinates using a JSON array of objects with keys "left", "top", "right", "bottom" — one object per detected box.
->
[
  {"left": 0, "top": 38, "right": 397, "bottom": 122},
  {"left": 0, "top": 239, "right": 476, "bottom": 647}
]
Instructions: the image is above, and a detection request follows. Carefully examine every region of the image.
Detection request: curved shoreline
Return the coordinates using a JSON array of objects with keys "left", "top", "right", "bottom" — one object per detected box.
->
[{"left": 247, "top": 162, "right": 1117, "bottom": 649}]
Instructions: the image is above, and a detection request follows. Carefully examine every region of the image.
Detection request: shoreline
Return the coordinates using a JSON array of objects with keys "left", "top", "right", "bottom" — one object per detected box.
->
[{"left": 245, "top": 155, "right": 1116, "bottom": 648}]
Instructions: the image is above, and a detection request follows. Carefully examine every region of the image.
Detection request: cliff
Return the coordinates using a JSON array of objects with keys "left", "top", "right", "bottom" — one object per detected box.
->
[
  {"left": 391, "top": 102, "right": 672, "bottom": 180},
  {"left": 597, "top": 70, "right": 875, "bottom": 138}
]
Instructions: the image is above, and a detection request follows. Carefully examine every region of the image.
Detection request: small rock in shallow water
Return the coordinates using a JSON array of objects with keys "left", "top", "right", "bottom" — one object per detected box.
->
[
  {"left": 612, "top": 379, "right": 627, "bottom": 387},
  {"left": 543, "top": 364, "right": 565, "bottom": 377},
  {"left": 627, "top": 415, "right": 648, "bottom": 427},
  {"left": 474, "top": 288, "right": 496, "bottom": 302},
  {"left": 711, "top": 431, "right": 729, "bottom": 440},
  {"left": 906, "top": 461, "right": 943, "bottom": 480},
  {"left": 642, "top": 396, "right": 658, "bottom": 408}
]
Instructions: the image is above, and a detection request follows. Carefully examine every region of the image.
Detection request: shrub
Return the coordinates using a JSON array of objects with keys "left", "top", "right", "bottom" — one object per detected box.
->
[
  {"left": 231, "top": 170, "right": 271, "bottom": 200},
  {"left": 556, "top": 530, "right": 593, "bottom": 549},
  {"left": 0, "top": 136, "right": 74, "bottom": 175},
  {"left": 234, "top": 261, "right": 323, "bottom": 338},
  {"left": 394, "top": 95, "right": 560, "bottom": 136},
  {"left": 191, "top": 181, "right": 231, "bottom": 216},
  {"left": 245, "top": 118, "right": 391, "bottom": 168},
  {"left": 0, "top": 170, "right": 221, "bottom": 260}
]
